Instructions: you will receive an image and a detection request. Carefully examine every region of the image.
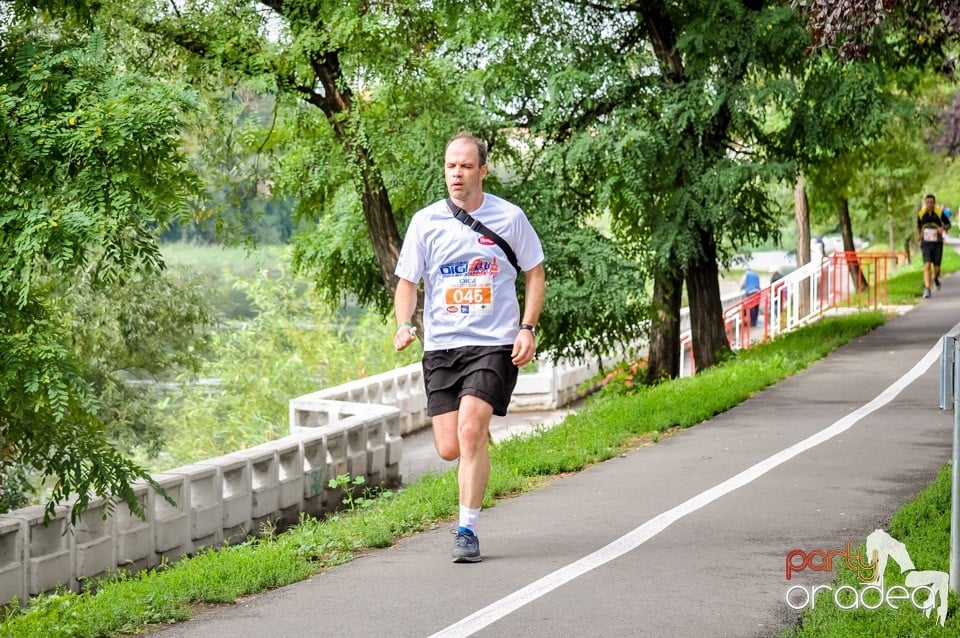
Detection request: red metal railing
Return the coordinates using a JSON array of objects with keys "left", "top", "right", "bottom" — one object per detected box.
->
[{"left": 679, "top": 251, "right": 908, "bottom": 377}]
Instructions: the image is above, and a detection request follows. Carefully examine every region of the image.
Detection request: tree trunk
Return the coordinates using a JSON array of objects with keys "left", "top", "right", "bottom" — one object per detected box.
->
[
  {"left": 686, "top": 229, "right": 730, "bottom": 372},
  {"left": 641, "top": 1, "right": 730, "bottom": 375},
  {"left": 304, "top": 50, "right": 405, "bottom": 302},
  {"left": 794, "top": 176, "right": 811, "bottom": 317},
  {"left": 645, "top": 268, "right": 682, "bottom": 384},
  {"left": 640, "top": 1, "right": 686, "bottom": 382},
  {"left": 838, "top": 196, "right": 868, "bottom": 290},
  {"left": 887, "top": 191, "right": 895, "bottom": 253},
  {"left": 795, "top": 177, "right": 811, "bottom": 268}
]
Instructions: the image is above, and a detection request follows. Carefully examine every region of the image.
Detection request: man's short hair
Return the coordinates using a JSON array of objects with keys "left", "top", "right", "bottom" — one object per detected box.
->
[
  {"left": 447, "top": 132, "right": 487, "bottom": 166},
  {"left": 926, "top": 194, "right": 936, "bottom": 201}
]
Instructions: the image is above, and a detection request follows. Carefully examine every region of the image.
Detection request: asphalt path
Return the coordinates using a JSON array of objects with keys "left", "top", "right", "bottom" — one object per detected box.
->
[{"left": 154, "top": 271, "right": 959, "bottom": 638}]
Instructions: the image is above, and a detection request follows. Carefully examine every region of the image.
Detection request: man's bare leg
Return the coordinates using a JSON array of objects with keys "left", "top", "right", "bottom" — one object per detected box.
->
[
  {"left": 432, "top": 395, "right": 493, "bottom": 562},
  {"left": 432, "top": 411, "right": 460, "bottom": 462},
  {"left": 457, "top": 395, "right": 493, "bottom": 510}
]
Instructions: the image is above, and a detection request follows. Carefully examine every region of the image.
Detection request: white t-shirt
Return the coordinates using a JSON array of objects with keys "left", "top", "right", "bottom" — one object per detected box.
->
[{"left": 395, "top": 193, "right": 544, "bottom": 351}]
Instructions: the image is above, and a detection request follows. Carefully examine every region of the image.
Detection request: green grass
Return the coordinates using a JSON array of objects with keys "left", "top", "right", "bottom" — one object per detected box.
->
[
  {"left": 787, "top": 463, "right": 959, "bottom": 637},
  {"left": 0, "top": 311, "right": 887, "bottom": 637}
]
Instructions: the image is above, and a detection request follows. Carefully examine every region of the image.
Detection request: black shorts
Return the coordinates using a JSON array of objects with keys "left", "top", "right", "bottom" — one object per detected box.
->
[
  {"left": 422, "top": 345, "right": 519, "bottom": 417},
  {"left": 921, "top": 241, "right": 944, "bottom": 266}
]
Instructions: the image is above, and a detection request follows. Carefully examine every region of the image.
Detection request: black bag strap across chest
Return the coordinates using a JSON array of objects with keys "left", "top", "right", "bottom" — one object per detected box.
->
[{"left": 445, "top": 198, "right": 521, "bottom": 273}]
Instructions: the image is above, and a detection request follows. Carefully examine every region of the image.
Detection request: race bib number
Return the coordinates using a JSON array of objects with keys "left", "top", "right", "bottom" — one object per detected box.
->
[
  {"left": 923, "top": 227, "right": 941, "bottom": 242},
  {"left": 443, "top": 275, "right": 493, "bottom": 316}
]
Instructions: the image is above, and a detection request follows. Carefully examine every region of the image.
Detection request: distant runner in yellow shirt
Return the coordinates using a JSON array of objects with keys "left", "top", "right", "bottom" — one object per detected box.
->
[{"left": 916, "top": 194, "right": 951, "bottom": 298}]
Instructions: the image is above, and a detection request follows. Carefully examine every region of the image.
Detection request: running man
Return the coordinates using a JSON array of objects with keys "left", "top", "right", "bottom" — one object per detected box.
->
[
  {"left": 916, "top": 194, "right": 951, "bottom": 298},
  {"left": 393, "top": 132, "right": 546, "bottom": 562}
]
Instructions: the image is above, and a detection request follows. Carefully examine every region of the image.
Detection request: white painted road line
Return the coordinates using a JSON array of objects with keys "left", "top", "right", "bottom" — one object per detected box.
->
[{"left": 430, "top": 330, "right": 955, "bottom": 638}]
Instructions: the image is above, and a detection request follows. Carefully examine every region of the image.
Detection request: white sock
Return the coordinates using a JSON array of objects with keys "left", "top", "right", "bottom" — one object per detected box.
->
[{"left": 459, "top": 505, "right": 480, "bottom": 533}]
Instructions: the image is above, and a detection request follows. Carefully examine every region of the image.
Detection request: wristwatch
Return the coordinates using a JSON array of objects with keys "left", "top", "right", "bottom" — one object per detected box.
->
[{"left": 519, "top": 323, "right": 538, "bottom": 336}]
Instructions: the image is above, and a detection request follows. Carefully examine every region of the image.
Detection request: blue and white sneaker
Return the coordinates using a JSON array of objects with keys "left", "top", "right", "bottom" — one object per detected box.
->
[{"left": 451, "top": 527, "right": 481, "bottom": 563}]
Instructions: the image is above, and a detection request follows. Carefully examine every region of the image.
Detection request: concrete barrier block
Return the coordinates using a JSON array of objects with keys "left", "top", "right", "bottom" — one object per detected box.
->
[
  {"left": 0, "top": 516, "right": 26, "bottom": 605},
  {"left": 298, "top": 430, "right": 327, "bottom": 517},
  {"left": 115, "top": 482, "right": 155, "bottom": 573},
  {"left": 214, "top": 455, "right": 252, "bottom": 545},
  {"left": 233, "top": 446, "right": 280, "bottom": 529},
  {"left": 396, "top": 373, "right": 411, "bottom": 401},
  {"left": 379, "top": 377, "right": 397, "bottom": 405},
  {"left": 325, "top": 429, "right": 349, "bottom": 480},
  {"left": 324, "top": 429, "right": 349, "bottom": 511},
  {"left": 514, "top": 371, "right": 553, "bottom": 395},
  {"left": 13, "top": 505, "right": 72, "bottom": 595},
  {"left": 164, "top": 463, "right": 222, "bottom": 553},
  {"left": 395, "top": 373, "right": 426, "bottom": 435},
  {"left": 350, "top": 385, "right": 371, "bottom": 403},
  {"left": 269, "top": 439, "right": 304, "bottom": 509},
  {"left": 385, "top": 410, "right": 403, "bottom": 468},
  {"left": 289, "top": 398, "right": 357, "bottom": 435},
  {"left": 265, "top": 438, "right": 303, "bottom": 525},
  {"left": 151, "top": 474, "right": 190, "bottom": 563},
  {"left": 365, "top": 417, "right": 386, "bottom": 486},
  {"left": 412, "top": 395, "right": 428, "bottom": 414},
  {"left": 71, "top": 496, "right": 114, "bottom": 583},
  {"left": 345, "top": 421, "right": 369, "bottom": 479},
  {"left": 409, "top": 377, "right": 427, "bottom": 412},
  {"left": 290, "top": 406, "right": 332, "bottom": 431},
  {"left": 401, "top": 399, "right": 432, "bottom": 434}
]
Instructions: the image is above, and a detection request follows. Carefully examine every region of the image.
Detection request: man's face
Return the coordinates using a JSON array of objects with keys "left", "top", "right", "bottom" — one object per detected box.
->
[
  {"left": 925, "top": 197, "right": 936, "bottom": 211},
  {"left": 445, "top": 139, "right": 488, "bottom": 203}
]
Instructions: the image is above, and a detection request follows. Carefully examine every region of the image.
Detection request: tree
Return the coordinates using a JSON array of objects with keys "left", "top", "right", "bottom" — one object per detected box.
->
[
  {"left": 781, "top": 3, "right": 948, "bottom": 268},
  {"left": 56, "top": 266, "right": 215, "bottom": 457},
  {"left": 932, "top": 90, "right": 960, "bottom": 157},
  {"left": 119, "top": 0, "right": 648, "bottom": 361},
  {"left": 476, "top": 0, "right": 808, "bottom": 377},
  {"left": 1, "top": 5, "right": 201, "bottom": 517},
  {"left": 123, "top": 0, "right": 434, "bottom": 313},
  {"left": 797, "top": 0, "right": 960, "bottom": 61}
]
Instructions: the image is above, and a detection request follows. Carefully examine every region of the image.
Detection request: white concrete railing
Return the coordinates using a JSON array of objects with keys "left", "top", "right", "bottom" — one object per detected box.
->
[{"left": 0, "top": 401, "right": 402, "bottom": 605}]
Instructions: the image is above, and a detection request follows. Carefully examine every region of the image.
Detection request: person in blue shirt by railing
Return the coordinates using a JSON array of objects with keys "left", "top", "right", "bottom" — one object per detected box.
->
[{"left": 740, "top": 267, "right": 761, "bottom": 327}]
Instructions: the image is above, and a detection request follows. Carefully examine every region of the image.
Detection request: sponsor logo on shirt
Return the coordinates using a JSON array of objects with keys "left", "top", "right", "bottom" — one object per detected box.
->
[
  {"left": 446, "top": 305, "right": 459, "bottom": 313},
  {"left": 439, "top": 260, "right": 469, "bottom": 276},
  {"left": 439, "top": 258, "right": 499, "bottom": 277},
  {"left": 468, "top": 257, "right": 498, "bottom": 276},
  {"left": 478, "top": 236, "right": 495, "bottom": 246}
]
